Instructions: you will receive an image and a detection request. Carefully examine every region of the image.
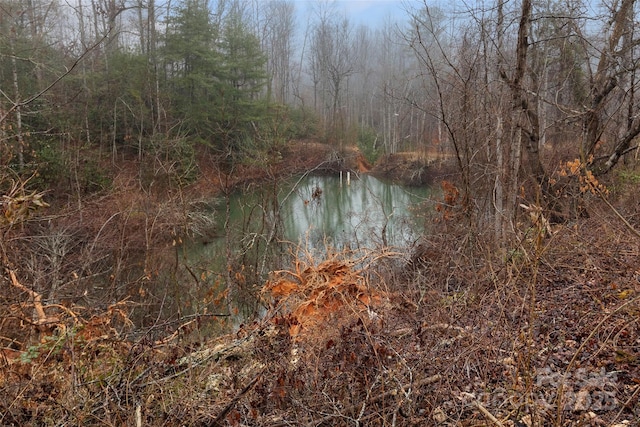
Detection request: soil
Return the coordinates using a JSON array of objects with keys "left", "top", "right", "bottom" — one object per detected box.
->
[
  {"left": 277, "top": 142, "right": 456, "bottom": 187},
  {"left": 187, "top": 141, "right": 378, "bottom": 199}
]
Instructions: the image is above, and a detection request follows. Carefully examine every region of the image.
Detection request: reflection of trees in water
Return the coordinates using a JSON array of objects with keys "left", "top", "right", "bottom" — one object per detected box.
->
[
  {"left": 284, "top": 175, "right": 428, "bottom": 251},
  {"left": 197, "top": 175, "right": 430, "bottom": 265},
  {"left": 311, "top": 186, "right": 323, "bottom": 201},
  {"left": 186, "top": 174, "right": 429, "bottom": 318}
]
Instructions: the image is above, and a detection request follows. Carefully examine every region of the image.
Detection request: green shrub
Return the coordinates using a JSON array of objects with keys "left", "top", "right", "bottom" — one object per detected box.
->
[
  {"left": 287, "top": 106, "right": 319, "bottom": 139},
  {"left": 357, "top": 127, "right": 382, "bottom": 164},
  {"left": 29, "top": 140, "right": 70, "bottom": 191},
  {"left": 80, "top": 159, "right": 112, "bottom": 193},
  {"left": 616, "top": 168, "right": 640, "bottom": 185}
]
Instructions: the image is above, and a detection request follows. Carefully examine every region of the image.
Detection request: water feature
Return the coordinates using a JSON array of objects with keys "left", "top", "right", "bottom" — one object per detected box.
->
[
  {"left": 183, "top": 173, "right": 431, "bottom": 321},
  {"left": 191, "top": 173, "right": 431, "bottom": 264},
  {"left": 278, "top": 173, "right": 430, "bottom": 250}
]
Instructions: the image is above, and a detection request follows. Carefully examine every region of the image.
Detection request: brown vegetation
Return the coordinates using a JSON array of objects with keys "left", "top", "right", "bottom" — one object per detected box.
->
[
  {"left": 4, "top": 0, "right": 640, "bottom": 423},
  {"left": 371, "top": 151, "right": 455, "bottom": 187},
  {"left": 2, "top": 144, "right": 640, "bottom": 425}
]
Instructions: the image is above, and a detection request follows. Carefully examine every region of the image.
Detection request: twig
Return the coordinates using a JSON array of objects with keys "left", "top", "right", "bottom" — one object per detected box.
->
[
  {"left": 135, "top": 403, "right": 142, "bottom": 427},
  {"left": 591, "top": 183, "right": 640, "bottom": 240},
  {"left": 460, "top": 393, "right": 504, "bottom": 427},
  {"left": 6, "top": 268, "right": 55, "bottom": 327},
  {"left": 203, "top": 374, "right": 261, "bottom": 427},
  {"left": 270, "top": 374, "right": 442, "bottom": 427},
  {"left": 610, "top": 384, "right": 640, "bottom": 425},
  {"left": 555, "top": 293, "right": 640, "bottom": 425},
  {"left": 474, "top": 400, "right": 504, "bottom": 426},
  {"left": 152, "top": 314, "right": 230, "bottom": 346}
]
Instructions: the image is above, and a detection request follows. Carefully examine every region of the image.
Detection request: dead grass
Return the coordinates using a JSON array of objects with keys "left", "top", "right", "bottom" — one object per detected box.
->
[
  {"left": 2, "top": 200, "right": 640, "bottom": 426},
  {"left": 2, "top": 146, "right": 640, "bottom": 426}
]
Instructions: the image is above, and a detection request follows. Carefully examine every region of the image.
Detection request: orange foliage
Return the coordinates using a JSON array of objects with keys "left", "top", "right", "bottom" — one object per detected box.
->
[
  {"left": 356, "top": 153, "right": 372, "bottom": 172},
  {"left": 435, "top": 180, "right": 460, "bottom": 221},
  {"left": 269, "top": 279, "right": 299, "bottom": 297},
  {"left": 558, "top": 157, "right": 609, "bottom": 195},
  {"left": 263, "top": 259, "right": 383, "bottom": 340}
]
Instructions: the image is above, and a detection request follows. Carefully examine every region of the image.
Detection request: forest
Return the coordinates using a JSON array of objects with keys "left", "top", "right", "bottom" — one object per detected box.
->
[{"left": 1, "top": 0, "right": 640, "bottom": 425}]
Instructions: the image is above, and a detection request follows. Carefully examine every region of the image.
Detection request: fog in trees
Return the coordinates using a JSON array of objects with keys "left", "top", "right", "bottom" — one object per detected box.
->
[
  {"left": 3, "top": 0, "right": 640, "bottom": 356},
  {"left": 4, "top": 1, "right": 640, "bottom": 423}
]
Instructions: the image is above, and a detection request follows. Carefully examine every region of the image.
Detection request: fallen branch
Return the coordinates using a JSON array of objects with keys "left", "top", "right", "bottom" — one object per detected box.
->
[
  {"left": 460, "top": 392, "right": 504, "bottom": 427},
  {"left": 138, "top": 333, "right": 256, "bottom": 388},
  {"left": 203, "top": 374, "right": 261, "bottom": 427},
  {"left": 6, "top": 268, "right": 58, "bottom": 329}
]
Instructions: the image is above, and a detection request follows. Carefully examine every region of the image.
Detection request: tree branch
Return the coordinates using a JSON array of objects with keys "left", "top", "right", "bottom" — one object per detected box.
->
[
  {"left": 0, "top": 33, "right": 109, "bottom": 126},
  {"left": 5, "top": 268, "right": 58, "bottom": 329}
]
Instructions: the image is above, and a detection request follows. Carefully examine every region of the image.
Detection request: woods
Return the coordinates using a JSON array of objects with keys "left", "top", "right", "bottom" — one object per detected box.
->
[
  {"left": 2, "top": 0, "right": 640, "bottom": 425},
  {"left": 4, "top": 0, "right": 639, "bottom": 187}
]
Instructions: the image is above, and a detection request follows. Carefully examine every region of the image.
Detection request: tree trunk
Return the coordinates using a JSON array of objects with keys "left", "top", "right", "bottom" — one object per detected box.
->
[
  {"left": 582, "top": 0, "right": 635, "bottom": 162},
  {"left": 503, "top": 0, "right": 548, "bottom": 201},
  {"left": 10, "top": 30, "right": 24, "bottom": 168}
]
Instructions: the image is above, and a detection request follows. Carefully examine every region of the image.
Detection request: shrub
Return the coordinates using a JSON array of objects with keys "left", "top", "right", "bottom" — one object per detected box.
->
[
  {"left": 286, "top": 106, "right": 320, "bottom": 139},
  {"left": 357, "top": 126, "right": 382, "bottom": 164}
]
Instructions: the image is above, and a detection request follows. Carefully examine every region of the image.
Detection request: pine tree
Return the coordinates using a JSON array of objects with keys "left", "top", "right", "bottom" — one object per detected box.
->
[
  {"left": 214, "top": 5, "right": 267, "bottom": 158},
  {"left": 161, "top": 0, "right": 220, "bottom": 137}
]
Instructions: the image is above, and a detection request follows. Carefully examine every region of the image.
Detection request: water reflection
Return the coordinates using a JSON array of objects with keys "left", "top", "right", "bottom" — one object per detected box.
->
[
  {"left": 279, "top": 174, "right": 429, "bottom": 250},
  {"left": 185, "top": 173, "right": 430, "bottom": 320}
]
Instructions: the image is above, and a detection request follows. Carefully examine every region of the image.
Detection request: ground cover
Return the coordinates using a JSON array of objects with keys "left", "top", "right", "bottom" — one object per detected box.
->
[{"left": 1, "top": 142, "right": 639, "bottom": 426}]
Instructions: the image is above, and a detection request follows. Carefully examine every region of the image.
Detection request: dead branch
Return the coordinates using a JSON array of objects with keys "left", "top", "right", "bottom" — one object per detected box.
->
[
  {"left": 270, "top": 374, "right": 442, "bottom": 427},
  {"left": 5, "top": 268, "right": 58, "bottom": 329},
  {"left": 203, "top": 374, "right": 261, "bottom": 427},
  {"left": 461, "top": 392, "right": 505, "bottom": 427}
]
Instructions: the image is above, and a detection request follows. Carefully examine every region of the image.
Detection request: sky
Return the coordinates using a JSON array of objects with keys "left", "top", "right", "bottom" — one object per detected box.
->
[{"left": 293, "top": 0, "right": 425, "bottom": 27}]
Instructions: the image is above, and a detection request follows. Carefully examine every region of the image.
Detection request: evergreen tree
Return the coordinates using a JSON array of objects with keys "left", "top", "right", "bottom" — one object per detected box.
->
[
  {"left": 214, "top": 5, "right": 267, "bottom": 158},
  {"left": 161, "top": 0, "right": 220, "bottom": 138},
  {"left": 160, "top": 0, "right": 267, "bottom": 164}
]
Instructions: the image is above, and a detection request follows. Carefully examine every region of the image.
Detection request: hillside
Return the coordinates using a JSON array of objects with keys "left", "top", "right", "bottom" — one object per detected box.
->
[{"left": 1, "top": 143, "right": 639, "bottom": 426}]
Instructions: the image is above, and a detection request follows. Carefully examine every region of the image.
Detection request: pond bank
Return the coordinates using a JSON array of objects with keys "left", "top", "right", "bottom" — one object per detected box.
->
[
  {"left": 371, "top": 152, "right": 456, "bottom": 186},
  {"left": 194, "top": 140, "right": 457, "bottom": 197}
]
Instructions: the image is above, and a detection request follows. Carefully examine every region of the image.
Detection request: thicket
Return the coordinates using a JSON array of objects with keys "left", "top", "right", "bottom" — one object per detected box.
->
[
  {"left": 2, "top": 161, "right": 640, "bottom": 425},
  {"left": 3, "top": 0, "right": 640, "bottom": 425}
]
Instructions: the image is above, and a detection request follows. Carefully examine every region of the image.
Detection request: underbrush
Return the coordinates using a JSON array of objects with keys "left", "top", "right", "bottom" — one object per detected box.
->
[
  {"left": 2, "top": 198, "right": 640, "bottom": 426},
  {"left": 2, "top": 153, "right": 640, "bottom": 425}
]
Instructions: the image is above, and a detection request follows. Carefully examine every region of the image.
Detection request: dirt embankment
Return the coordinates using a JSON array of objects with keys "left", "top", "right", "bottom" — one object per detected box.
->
[
  {"left": 223, "top": 140, "right": 455, "bottom": 190},
  {"left": 198, "top": 141, "right": 375, "bottom": 195},
  {"left": 284, "top": 141, "right": 372, "bottom": 174},
  {"left": 370, "top": 152, "right": 456, "bottom": 186}
]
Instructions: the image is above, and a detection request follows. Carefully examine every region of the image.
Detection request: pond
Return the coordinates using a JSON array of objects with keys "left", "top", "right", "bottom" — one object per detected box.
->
[
  {"left": 277, "top": 173, "right": 430, "bottom": 250},
  {"left": 191, "top": 172, "right": 432, "bottom": 263},
  {"left": 183, "top": 173, "right": 432, "bottom": 320}
]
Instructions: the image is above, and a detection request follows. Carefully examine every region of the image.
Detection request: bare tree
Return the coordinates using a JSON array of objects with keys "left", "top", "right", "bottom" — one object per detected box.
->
[
  {"left": 308, "top": 2, "right": 358, "bottom": 142},
  {"left": 579, "top": 0, "right": 640, "bottom": 172},
  {"left": 260, "top": 0, "right": 296, "bottom": 104},
  {"left": 0, "top": 0, "right": 87, "bottom": 168}
]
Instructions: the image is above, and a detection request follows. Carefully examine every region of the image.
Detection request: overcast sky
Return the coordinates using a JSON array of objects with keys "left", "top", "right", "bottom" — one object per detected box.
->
[{"left": 293, "top": 0, "right": 425, "bottom": 27}]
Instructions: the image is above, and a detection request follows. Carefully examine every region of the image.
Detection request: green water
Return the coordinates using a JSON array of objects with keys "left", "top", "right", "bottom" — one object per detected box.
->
[
  {"left": 277, "top": 173, "right": 430, "bottom": 250},
  {"left": 182, "top": 173, "right": 431, "bottom": 320},
  {"left": 196, "top": 173, "right": 431, "bottom": 258}
]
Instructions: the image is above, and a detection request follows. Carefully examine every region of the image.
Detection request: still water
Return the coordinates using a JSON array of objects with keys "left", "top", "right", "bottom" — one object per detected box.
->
[
  {"left": 185, "top": 173, "right": 430, "bottom": 319},
  {"left": 190, "top": 172, "right": 430, "bottom": 272},
  {"left": 277, "top": 173, "right": 430, "bottom": 250}
]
